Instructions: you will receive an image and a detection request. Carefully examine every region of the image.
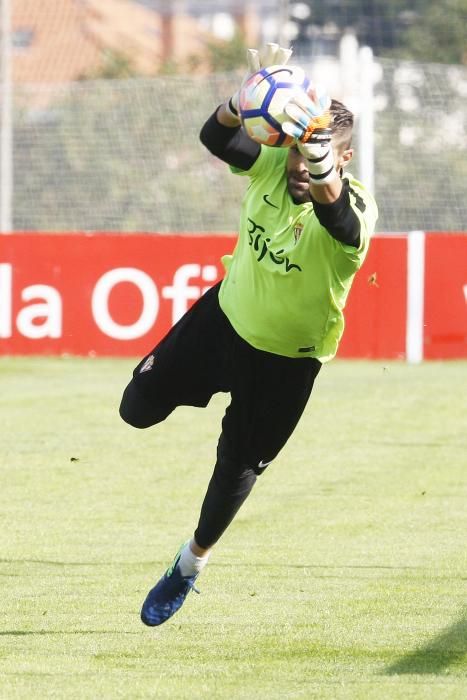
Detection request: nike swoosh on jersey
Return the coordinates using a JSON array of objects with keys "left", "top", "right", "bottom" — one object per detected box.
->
[{"left": 262, "top": 194, "right": 279, "bottom": 208}]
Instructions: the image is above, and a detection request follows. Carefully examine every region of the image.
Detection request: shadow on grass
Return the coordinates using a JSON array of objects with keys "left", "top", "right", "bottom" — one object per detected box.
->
[
  {"left": 0, "top": 558, "right": 435, "bottom": 571},
  {"left": 384, "top": 613, "right": 467, "bottom": 675},
  {"left": 0, "top": 630, "right": 134, "bottom": 636},
  {"left": 0, "top": 559, "right": 150, "bottom": 567}
]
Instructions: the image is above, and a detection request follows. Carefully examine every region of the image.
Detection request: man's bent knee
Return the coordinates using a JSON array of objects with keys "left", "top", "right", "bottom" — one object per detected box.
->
[{"left": 119, "top": 381, "right": 173, "bottom": 429}]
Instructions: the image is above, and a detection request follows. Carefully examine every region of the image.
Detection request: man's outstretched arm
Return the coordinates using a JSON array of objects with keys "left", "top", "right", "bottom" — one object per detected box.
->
[
  {"left": 283, "top": 91, "right": 362, "bottom": 248},
  {"left": 199, "top": 104, "right": 260, "bottom": 171},
  {"left": 200, "top": 43, "right": 293, "bottom": 171}
]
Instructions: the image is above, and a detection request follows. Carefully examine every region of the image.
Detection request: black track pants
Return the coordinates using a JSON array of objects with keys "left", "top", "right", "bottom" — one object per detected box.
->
[{"left": 120, "top": 283, "right": 321, "bottom": 546}]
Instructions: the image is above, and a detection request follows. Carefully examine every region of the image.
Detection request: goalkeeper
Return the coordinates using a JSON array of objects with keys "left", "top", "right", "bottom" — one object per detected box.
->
[{"left": 119, "top": 43, "right": 378, "bottom": 626}]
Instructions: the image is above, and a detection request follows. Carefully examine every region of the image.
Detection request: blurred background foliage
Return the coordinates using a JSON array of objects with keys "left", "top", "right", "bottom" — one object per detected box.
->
[
  {"left": 7, "top": 1, "right": 467, "bottom": 233},
  {"left": 79, "top": 0, "right": 467, "bottom": 79}
]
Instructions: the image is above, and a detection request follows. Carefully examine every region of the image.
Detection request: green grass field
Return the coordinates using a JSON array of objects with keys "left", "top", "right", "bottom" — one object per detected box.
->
[{"left": 1, "top": 357, "right": 466, "bottom": 699}]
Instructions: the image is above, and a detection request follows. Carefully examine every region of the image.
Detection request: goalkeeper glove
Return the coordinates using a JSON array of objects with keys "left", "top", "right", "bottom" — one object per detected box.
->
[
  {"left": 282, "top": 88, "right": 336, "bottom": 185},
  {"left": 226, "top": 42, "right": 293, "bottom": 123}
]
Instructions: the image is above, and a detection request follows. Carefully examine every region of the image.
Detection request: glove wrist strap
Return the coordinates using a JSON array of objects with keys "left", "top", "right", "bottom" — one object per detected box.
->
[
  {"left": 225, "top": 95, "right": 241, "bottom": 124},
  {"left": 228, "top": 96, "right": 239, "bottom": 117},
  {"left": 306, "top": 148, "right": 335, "bottom": 185}
]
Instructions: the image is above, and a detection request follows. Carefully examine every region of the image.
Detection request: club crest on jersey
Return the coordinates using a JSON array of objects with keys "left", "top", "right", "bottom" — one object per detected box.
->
[
  {"left": 140, "top": 354, "right": 155, "bottom": 373},
  {"left": 293, "top": 223, "right": 304, "bottom": 243}
]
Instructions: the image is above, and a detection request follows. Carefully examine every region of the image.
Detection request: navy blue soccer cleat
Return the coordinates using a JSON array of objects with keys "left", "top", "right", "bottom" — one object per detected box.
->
[{"left": 140, "top": 547, "right": 200, "bottom": 626}]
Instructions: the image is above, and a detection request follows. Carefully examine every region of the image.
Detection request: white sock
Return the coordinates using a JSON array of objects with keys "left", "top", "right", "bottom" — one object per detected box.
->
[{"left": 178, "top": 540, "right": 210, "bottom": 577}]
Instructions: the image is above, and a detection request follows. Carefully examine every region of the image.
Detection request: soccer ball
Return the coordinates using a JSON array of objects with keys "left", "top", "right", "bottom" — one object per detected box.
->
[{"left": 239, "top": 64, "right": 310, "bottom": 147}]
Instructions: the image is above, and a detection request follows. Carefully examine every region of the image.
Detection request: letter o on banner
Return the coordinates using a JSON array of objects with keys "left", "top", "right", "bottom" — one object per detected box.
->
[{"left": 92, "top": 268, "right": 159, "bottom": 340}]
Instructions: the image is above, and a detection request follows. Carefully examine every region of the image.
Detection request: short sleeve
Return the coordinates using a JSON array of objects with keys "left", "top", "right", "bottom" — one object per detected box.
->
[{"left": 230, "top": 145, "right": 288, "bottom": 179}]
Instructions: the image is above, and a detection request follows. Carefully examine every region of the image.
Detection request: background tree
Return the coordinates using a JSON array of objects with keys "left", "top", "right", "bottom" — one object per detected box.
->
[
  {"left": 290, "top": 0, "right": 467, "bottom": 64},
  {"left": 204, "top": 30, "right": 248, "bottom": 72},
  {"left": 394, "top": 0, "right": 467, "bottom": 64},
  {"left": 78, "top": 49, "right": 141, "bottom": 80}
]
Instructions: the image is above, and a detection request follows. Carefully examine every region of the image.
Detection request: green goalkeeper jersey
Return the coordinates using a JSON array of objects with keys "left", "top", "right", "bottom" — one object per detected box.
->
[{"left": 218, "top": 145, "right": 378, "bottom": 362}]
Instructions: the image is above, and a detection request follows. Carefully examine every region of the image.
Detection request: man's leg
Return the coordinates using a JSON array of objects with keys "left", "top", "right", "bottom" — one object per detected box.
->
[
  {"left": 119, "top": 282, "right": 228, "bottom": 431},
  {"left": 140, "top": 334, "right": 322, "bottom": 626},
  {"left": 122, "top": 284, "right": 237, "bottom": 626},
  {"left": 139, "top": 436, "right": 259, "bottom": 628},
  {"left": 193, "top": 434, "right": 258, "bottom": 550},
  {"left": 119, "top": 378, "right": 174, "bottom": 429},
  {"left": 192, "top": 338, "right": 322, "bottom": 552}
]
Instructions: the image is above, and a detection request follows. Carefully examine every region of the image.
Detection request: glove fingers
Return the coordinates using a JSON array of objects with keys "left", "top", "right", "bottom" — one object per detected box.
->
[
  {"left": 275, "top": 46, "right": 293, "bottom": 65},
  {"left": 248, "top": 44, "right": 292, "bottom": 73},
  {"left": 246, "top": 48, "right": 260, "bottom": 73},
  {"left": 292, "top": 91, "right": 323, "bottom": 117},
  {"left": 282, "top": 120, "right": 302, "bottom": 139},
  {"left": 259, "top": 42, "right": 280, "bottom": 67},
  {"left": 284, "top": 102, "right": 311, "bottom": 130},
  {"left": 283, "top": 106, "right": 333, "bottom": 142},
  {"left": 306, "top": 83, "right": 331, "bottom": 111},
  {"left": 317, "top": 92, "right": 331, "bottom": 112}
]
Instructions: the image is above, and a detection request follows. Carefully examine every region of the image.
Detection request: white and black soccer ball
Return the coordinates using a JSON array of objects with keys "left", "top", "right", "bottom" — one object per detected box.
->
[{"left": 239, "top": 64, "right": 310, "bottom": 147}]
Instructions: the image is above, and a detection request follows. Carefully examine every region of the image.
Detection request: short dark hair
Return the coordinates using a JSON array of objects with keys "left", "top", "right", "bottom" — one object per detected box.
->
[{"left": 330, "top": 99, "right": 353, "bottom": 151}]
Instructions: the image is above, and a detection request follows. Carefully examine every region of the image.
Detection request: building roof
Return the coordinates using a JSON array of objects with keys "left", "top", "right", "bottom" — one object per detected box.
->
[
  {"left": 11, "top": 0, "right": 258, "bottom": 84},
  {"left": 12, "top": 0, "right": 101, "bottom": 83}
]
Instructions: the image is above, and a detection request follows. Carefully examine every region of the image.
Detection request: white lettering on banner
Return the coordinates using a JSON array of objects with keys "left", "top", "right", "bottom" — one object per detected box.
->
[
  {"left": 17, "top": 285, "right": 62, "bottom": 339},
  {"left": 0, "top": 264, "right": 62, "bottom": 339},
  {"left": 92, "top": 268, "right": 159, "bottom": 340},
  {"left": 201, "top": 265, "right": 218, "bottom": 294},
  {"left": 463, "top": 284, "right": 467, "bottom": 304},
  {"left": 0, "top": 263, "right": 12, "bottom": 338},
  {"left": 162, "top": 264, "right": 218, "bottom": 324}
]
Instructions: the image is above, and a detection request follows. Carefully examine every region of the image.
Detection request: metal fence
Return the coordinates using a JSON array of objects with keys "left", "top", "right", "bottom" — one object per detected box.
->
[{"left": 2, "top": 56, "right": 467, "bottom": 233}]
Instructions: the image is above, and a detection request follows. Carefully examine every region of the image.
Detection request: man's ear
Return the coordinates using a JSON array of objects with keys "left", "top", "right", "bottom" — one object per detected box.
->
[{"left": 339, "top": 148, "right": 353, "bottom": 170}]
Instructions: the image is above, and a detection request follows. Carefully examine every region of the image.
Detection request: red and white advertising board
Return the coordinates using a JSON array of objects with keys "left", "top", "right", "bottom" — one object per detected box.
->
[
  {"left": 0, "top": 233, "right": 231, "bottom": 356},
  {"left": 338, "top": 234, "right": 408, "bottom": 359},
  {"left": 0, "top": 231, "right": 466, "bottom": 360},
  {"left": 424, "top": 233, "right": 467, "bottom": 360}
]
